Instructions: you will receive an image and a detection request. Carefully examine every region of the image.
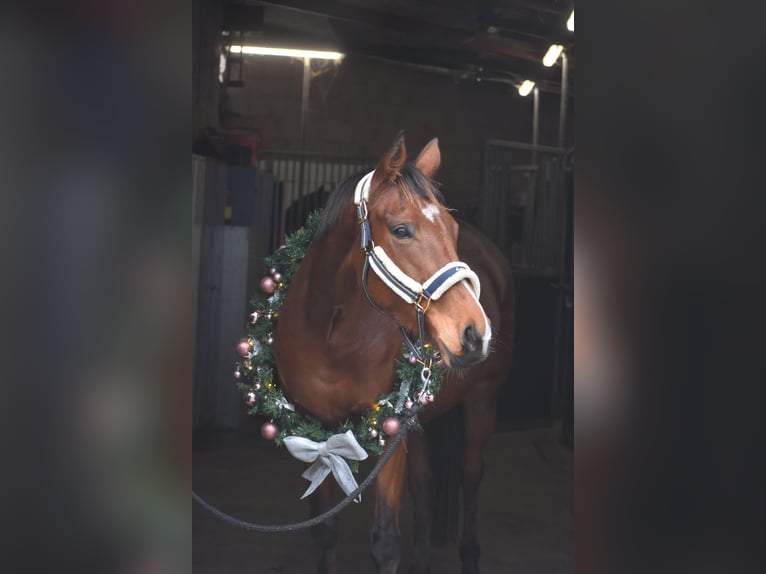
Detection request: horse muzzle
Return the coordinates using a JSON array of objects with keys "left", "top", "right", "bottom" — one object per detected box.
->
[{"left": 440, "top": 324, "right": 489, "bottom": 368}]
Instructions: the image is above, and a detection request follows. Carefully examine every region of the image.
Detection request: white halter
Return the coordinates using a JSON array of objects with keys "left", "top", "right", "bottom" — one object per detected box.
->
[{"left": 353, "top": 170, "right": 481, "bottom": 307}]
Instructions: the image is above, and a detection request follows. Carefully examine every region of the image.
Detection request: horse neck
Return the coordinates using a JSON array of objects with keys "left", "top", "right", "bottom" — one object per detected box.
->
[
  {"left": 273, "top": 213, "right": 402, "bottom": 423},
  {"left": 302, "top": 216, "right": 398, "bottom": 355}
]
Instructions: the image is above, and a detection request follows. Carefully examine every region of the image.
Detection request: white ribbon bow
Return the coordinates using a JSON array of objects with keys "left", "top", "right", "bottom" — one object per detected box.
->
[{"left": 283, "top": 430, "right": 369, "bottom": 501}]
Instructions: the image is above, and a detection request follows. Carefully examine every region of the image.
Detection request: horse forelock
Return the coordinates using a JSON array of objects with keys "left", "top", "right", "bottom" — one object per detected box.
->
[
  {"left": 387, "top": 163, "right": 445, "bottom": 208},
  {"left": 315, "top": 163, "right": 445, "bottom": 241}
]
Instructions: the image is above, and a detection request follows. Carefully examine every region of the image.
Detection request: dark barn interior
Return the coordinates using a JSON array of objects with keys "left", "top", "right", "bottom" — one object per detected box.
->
[{"left": 192, "top": 1, "right": 573, "bottom": 572}]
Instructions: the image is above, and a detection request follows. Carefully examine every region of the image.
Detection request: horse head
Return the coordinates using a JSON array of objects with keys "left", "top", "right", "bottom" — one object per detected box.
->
[{"left": 360, "top": 134, "right": 492, "bottom": 368}]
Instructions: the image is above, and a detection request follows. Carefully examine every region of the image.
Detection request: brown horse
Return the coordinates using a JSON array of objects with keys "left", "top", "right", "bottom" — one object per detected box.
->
[{"left": 273, "top": 134, "right": 514, "bottom": 574}]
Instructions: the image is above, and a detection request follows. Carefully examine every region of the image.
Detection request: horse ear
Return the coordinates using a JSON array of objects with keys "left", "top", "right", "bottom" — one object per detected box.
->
[
  {"left": 415, "top": 138, "right": 441, "bottom": 179},
  {"left": 374, "top": 131, "right": 407, "bottom": 184}
]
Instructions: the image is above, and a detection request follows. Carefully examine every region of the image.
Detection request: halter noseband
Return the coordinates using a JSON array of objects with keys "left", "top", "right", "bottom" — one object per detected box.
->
[{"left": 353, "top": 170, "right": 482, "bottom": 361}]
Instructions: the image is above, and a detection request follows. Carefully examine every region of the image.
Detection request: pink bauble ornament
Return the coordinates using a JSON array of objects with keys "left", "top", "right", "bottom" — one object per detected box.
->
[
  {"left": 236, "top": 340, "right": 251, "bottom": 357},
  {"left": 233, "top": 370, "right": 241, "bottom": 379},
  {"left": 405, "top": 399, "right": 413, "bottom": 410},
  {"left": 408, "top": 355, "right": 417, "bottom": 365},
  {"left": 420, "top": 394, "right": 429, "bottom": 405},
  {"left": 382, "top": 417, "right": 401, "bottom": 436},
  {"left": 261, "top": 422, "right": 278, "bottom": 440},
  {"left": 272, "top": 272, "right": 283, "bottom": 282},
  {"left": 246, "top": 392, "right": 256, "bottom": 406},
  {"left": 269, "top": 267, "right": 277, "bottom": 276},
  {"left": 260, "top": 276, "right": 277, "bottom": 294}
]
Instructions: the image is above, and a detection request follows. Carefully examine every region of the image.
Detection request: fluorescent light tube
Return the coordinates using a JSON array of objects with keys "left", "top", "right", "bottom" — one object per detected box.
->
[{"left": 229, "top": 45, "right": 343, "bottom": 60}]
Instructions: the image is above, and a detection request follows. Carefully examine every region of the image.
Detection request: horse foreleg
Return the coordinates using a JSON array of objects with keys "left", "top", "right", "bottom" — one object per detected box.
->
[
  {"left": 370, "top": 439, "right": 408, "bottom": 574},
  {"left": 460, "top": 396, "right": 497, "bottom": 574},
  {"left": 310, "top": 477, "right": 339, "bottom": 574},
  {"left": 406, "top": 431, "right": 431, "bottom": 574}
]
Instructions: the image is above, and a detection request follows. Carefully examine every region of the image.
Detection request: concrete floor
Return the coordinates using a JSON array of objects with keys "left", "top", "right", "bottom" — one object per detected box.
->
[{"left": 193, "top": 425, "right": 572, "bottom": 573}]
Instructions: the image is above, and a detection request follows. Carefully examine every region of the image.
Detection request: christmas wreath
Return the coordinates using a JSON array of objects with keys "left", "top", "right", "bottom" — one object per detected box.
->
[{"left": 234, "top": 210, "right": 443, "bottom": 473}]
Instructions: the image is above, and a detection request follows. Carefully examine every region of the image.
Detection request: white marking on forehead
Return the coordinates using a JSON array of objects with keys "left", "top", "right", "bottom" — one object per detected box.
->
[{"left": 421, "top": 204, "right": 440, "bottom": 223}]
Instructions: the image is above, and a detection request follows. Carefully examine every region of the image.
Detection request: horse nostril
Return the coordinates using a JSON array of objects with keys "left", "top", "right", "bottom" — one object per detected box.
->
[{"left": 461, "top": 324, "right": 482, "bottom": 353}]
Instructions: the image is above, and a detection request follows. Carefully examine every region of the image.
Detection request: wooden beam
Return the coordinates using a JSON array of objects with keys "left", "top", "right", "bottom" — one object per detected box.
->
[
  {"left": 508, "top": 0, "right": 572, "bottom": 18},
  {"left": 223, "top": 5, "right": 264, "bottom": 32},
  {"left": 488, "top": 14, "right": 572, "bottom": 45},
  {"left": 254, "top": 0, "right": 549, "bottom": 64}
]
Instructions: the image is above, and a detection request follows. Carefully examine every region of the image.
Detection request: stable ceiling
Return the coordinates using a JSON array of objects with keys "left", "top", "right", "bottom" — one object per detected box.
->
[{"left": 227, "top": 0, "right": 574, "bottom": 94}]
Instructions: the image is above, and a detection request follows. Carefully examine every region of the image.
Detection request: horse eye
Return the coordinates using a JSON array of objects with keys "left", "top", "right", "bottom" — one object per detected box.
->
[{"left": 391, "top": 224, "right": 412, "bottom": 239}]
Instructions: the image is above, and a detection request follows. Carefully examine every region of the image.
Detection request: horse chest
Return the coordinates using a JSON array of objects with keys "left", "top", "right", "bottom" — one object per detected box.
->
[{"left": 277, "top": 342, "right": 397, "bottom": 425}]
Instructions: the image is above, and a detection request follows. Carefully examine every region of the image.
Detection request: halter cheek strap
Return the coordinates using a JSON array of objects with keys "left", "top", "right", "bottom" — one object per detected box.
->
[
  {"left": 355, "top": 171, "right": 374, "bottom": 250},
  {"left": 367, "top": 247, "right": 481, "bottom": 305},
  {"left": 354, "top": 170, "right": 482, "bottom": 360}
]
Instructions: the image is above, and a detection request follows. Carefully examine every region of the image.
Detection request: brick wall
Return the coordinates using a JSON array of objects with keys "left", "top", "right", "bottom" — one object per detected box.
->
[{"left": 223, "top": 54, "right": 572, "bottom": 220}]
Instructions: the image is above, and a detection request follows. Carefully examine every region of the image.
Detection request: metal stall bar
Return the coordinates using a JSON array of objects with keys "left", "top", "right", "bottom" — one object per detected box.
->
[
  {"left": 480, "top": 139, "right": 573, "bottom": 426},
  {"left": 258, "top": 151, "right": 374, "bottom": 239}
]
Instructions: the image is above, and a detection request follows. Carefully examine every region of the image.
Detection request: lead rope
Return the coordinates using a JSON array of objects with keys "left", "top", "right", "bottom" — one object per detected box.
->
[{"left": 192, "top": 403, "right": 423, "bottom": 533}]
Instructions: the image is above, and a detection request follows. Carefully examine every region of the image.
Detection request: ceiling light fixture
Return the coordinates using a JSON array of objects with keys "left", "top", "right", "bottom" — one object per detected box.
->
[
  {"left": 518, "top": 80, "right": 536, "bottom": 96},
  {"left": 543, "top": 44, "right": 564, "bottom": 67},
  {"left": 229, "top": 45, "right": 344, "bottom": 60}
]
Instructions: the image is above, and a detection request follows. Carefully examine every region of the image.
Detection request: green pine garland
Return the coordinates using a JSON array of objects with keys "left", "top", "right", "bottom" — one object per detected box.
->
[{"left": 235, "top": 210, "right": 442, "bottom": 470}]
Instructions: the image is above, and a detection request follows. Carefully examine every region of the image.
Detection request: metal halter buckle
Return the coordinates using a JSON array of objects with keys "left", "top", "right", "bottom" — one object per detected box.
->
[
  {"left": 356, "top": 200, "right": 368, "bottom": 223},
  {"left": 415, "top": 291, "right": 432, "bottom": 314}
]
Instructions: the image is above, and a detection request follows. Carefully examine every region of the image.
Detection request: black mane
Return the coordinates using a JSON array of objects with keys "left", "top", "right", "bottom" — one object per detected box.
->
[
  {"left": 314, "top": 163, "right": 445, "bottom": 241},
  {"left": 314, "top": 171, "right": 363, "bottom": 241}
]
